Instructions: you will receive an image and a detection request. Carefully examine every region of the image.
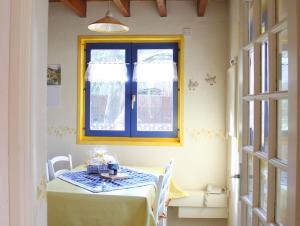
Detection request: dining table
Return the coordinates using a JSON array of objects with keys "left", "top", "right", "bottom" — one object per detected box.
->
[{"left": 47, "top": 165, "right": 186, "bottom": 226}]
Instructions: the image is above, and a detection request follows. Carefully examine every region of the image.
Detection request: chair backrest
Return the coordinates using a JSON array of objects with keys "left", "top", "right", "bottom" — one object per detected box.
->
[
  {"left": 46, "top": 162, "right": 50, "bottom": 182},
  {"left": 47, "top": 154, "right": 72, "bottom": 181},
  {"left": 153, "top": 159, "right": 174, "bottom": 226}
]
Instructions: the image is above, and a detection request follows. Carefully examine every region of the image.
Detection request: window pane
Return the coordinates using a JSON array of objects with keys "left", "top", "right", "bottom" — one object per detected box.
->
[
  {"left": 277, "top": 99, "right": 288, "bottom": 162},
  {"left": 137, "top": 82, "right": 173, "bottom": 131},
  {"left": 89, "top": 49, "right": 126, "bottom": 131},
  {"left": 248, "top": 3, "right": 254, "bottom": 42},
  {"left": 248, "top": 154, "right": 253, "bottom": 200},
  {"left": 137, "top": 49, "right": 173, "bottom": 63},
  {"left": 249, "top": 101, "right": 255, "bottom": 146},
  {"left": 136, "top": 49, "right": 175, "bottom": 132},
  {"left": 276, "top": 0, "right": 287, "bottom": 22},
  {"left": 249, "top": 49, "right": 255, "bottom": 94},
  {"left": 261, "top": 41, "right": 269, "bottom": 93},
  {"left": 276, "top": 169, "right": 287, "bottom": 226},
  {"left": 277, "top": 30, "right": 288, "bottom": 91},
  {"left": 259, "top": 160, "right": 268, "bottom": 212},
  {"left": 91, "top": 49, "right": 125, "bottom": 63},
  {"left": 90, "top": 82, "right": 125, "bottom": 131},
  {"left": 247, "top": 206, "right": 253, "bottom": 226},
  {"left": 261, "top": 0, "right": 268, "bottom": 34},
  {"left": 261, "top": 100, "right": 269, "bottom": 152}
]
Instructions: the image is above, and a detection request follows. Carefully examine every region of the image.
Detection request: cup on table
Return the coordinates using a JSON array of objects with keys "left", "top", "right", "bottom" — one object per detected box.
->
[{"left": 107, "top": 163, "right": 119, "bottom": 175}]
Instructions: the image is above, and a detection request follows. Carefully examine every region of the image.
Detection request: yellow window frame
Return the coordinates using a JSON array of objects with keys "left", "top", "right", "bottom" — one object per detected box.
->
[{"left": 77, "top": 35, "right": 184, "bottom": 146}]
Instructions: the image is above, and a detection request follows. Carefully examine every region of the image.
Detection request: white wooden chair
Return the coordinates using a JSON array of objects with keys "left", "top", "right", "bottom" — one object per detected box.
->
[
  {"left": 153, "top": 159, "right": 174, "bottom": 226},
  {"left": 46, "top": 162, "right": 50, "bottom": 182},
  {"left": 47, "top": 154, "right": 73, "bottom": 181}
]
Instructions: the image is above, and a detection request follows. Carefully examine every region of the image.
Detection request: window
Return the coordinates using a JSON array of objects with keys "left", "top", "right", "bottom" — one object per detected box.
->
[{"left": 77, "top": 36, "right": 184, "bottom": 145}]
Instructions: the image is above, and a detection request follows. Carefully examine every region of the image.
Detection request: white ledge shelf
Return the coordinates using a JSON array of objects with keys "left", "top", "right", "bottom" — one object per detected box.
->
[{"left": 169, "top": 190, "right": 228, "bottom": 219}]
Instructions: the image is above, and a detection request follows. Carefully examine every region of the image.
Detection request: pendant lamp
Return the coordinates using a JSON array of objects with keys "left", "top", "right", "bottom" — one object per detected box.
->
[{"left": 88, "top": 1, "right": 129, "bottom": 33}]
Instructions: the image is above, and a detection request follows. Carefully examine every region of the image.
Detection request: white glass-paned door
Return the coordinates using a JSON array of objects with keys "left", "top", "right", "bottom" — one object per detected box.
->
[{"left": 241, "top": 1, "right": 289, "bottom": 225}]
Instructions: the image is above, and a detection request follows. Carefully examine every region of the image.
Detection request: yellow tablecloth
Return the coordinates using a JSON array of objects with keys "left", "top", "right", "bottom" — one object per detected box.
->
[
  {"left": 47, "top": 166, "right": 187, "bottom": 226},
  {"left": 48, "top": 178, "right": 156, "bottom": 226}
]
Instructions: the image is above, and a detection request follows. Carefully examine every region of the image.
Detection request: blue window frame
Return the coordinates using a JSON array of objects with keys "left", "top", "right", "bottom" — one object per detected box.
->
[{"left": 84, "top": 42, "right": 178, "bottom": 138}]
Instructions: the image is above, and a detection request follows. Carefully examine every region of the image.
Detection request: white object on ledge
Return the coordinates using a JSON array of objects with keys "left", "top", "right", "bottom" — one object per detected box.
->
[
  {"left": 169, "top": 190, "right": 228, "bottom": 219},
  {"left": 206, "top": 184, "right": 226, "bottom": 194}
]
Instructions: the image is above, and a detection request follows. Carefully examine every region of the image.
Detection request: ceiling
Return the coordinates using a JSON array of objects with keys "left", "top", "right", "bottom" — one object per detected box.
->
[{"left": 49, "top": 0, "right": 209, "bottom": 18}]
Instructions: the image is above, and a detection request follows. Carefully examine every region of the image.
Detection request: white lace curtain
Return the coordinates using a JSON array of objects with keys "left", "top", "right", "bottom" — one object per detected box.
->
[
  {"left": 85, "top": 62, "right": 128, "bottom": 82},
  {"left": 85, "top": 62, "right": 178, "bottom": 82},
  {"left": 133, "top": 62, "right": 178, "bottom": 82}
]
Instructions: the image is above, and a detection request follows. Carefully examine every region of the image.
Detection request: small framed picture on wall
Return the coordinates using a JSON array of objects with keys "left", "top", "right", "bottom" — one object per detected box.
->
[{"left": 47, "top": 64, "right": 61, "bottom": 85}]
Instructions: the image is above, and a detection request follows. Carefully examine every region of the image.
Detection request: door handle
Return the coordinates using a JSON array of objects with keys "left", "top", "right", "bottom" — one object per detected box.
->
[
  {"left": 231, "top": 174, "right": 240, "bottom": 179},
  {"left": 131, "top": 94, "right": 136, "bottom": 110}
]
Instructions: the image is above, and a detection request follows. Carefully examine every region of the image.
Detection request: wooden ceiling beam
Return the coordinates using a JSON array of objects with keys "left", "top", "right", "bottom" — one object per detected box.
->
[
  {"left": 61, "top": 0, "right": 87, "bottom": 17},
  {"left": 197, "top": 0, "right": 208, "bottom": 17},
  {"left": 155, "top": 0, "right": 167, "bottom": 17},
  {"left": 113, "top": 0, "right": 130, "bottom": 17}
]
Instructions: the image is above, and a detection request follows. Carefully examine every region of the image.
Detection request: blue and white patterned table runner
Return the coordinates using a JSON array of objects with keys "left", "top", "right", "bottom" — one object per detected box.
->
[{"left": 58, "top": 167, "right": 158, "bottom": 193}]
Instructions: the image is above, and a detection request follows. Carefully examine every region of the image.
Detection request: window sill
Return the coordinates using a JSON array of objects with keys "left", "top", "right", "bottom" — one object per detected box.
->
[{"left": 77, "top": 135, "right": 183, "bottom": 146}]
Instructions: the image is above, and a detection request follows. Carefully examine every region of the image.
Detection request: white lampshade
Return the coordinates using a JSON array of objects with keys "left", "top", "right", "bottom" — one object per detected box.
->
[{"left": 88, "top": 10, "right": 129, "bottom": 33}]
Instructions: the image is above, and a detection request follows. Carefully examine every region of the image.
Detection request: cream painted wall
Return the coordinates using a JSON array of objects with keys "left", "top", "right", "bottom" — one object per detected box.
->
[
  {"left": 227, "top": 1, "right": 241, "bottom": 226},
  {"left": 0, "top": 0, "right": 10, "bottom": 225},
  {"left": 229, "top": 0, "right": 240, "bottom": 60},
  {"left": 48, "top": 1, "right": 228, "bottom": 191},
  {"left": 31, "top": 0, "right": 48, "bottom": 225}
]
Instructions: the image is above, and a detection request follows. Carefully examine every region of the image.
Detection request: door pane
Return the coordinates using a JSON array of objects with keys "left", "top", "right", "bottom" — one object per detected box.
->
[
  {"left": 277, "top": 99, "right": 288, "bottom": 162},
  {"left": 259, "top": 160, "right": 268, "bottom": 212},
  {"left": 248, "top": 154, "right": 254, "bottom": 200},
  {"left": 276, "top": 0, "right": 287, "bottom": 22},
  {"left": 277, "top": 30, "right": 288, "bottom": 91},
  {"left": 249, "top": 49, "right": 255, "bottom": 94},
  {"left": 248, "top": 2, "right": 254, "bottom": 42},
  {"left": 247, "top": 206, "right": 253, "bottom": 226},
  {"left": 261, "top": 41, "right": 269, "bottom": 93},
  {"left": 261, "top": 100, "right": 269, "bottom": 152},
  {"left": 261, "top": 0, "right": 268, "bottom": 34},
  {"left": 249, "top": 101, "right": 255, "bottom": 146},
  {"left": 276, "top": 169, "right": 288, "bottom": 226}
]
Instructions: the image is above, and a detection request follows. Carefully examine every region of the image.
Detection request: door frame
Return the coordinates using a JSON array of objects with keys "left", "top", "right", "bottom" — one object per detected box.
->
[
  {"left": 0, "top": 0, "right": 11, "bottom": 225},
  {"left": 1, "top": 0, "right": 48, "bottom": 226},
  {"left": 287, "top": 0, "right": 300, "bottom": 225}
]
